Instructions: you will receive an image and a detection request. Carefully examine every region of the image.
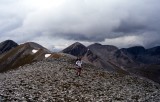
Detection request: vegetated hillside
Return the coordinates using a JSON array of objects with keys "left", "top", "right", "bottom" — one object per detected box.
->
[
  {"left": 0, "top": 40, "right": 18, "bottom": 55},
  {"left": 0, "top": 42, "right": 51, "bottom": 72},
  {"left": 0, "top": 54, "right": 160, "bottom": 101}
]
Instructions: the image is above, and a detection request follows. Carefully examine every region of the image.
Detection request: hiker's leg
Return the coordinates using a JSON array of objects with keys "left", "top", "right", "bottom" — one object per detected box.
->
[
  {"left": 76, "top": 69, "right": 78, "bottom": 75},
  {"left": 78, "top": 68, "right": 81, "bottom": 76},
  {"left": 77, "top": 68, "right": 80, "bottom": 76},
  {"left": 79, "top": 68, "right": 81, "bottom": 76},
  {"left": 78, "top": 69, "right": 79, "bottom": 76}
]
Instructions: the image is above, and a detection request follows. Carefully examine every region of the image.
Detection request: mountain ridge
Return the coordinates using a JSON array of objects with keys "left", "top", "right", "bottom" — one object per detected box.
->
[
  {"left": 0, "top": 56, "right": 160, "bottom": 101},
  {"left": 62, "top": 42, "right": 88, "bottom": 56},
  {"left": 0, "top": 41, "right": 51, "bottom": 72}
]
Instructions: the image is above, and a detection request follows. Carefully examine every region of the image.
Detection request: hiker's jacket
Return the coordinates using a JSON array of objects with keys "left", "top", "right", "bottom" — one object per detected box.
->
[{"left": 76, "top": 60, "right": 82, "bottom": 67}]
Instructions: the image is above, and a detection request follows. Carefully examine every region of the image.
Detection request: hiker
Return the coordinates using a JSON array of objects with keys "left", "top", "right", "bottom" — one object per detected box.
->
[{"left": 76, "top": 57, "right": 82, "bottom": 76}]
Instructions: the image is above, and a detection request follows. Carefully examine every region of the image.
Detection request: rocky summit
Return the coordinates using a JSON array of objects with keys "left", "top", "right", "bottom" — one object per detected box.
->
[{"left": 0, "top": 54, "right": 160, "bottom": 102}]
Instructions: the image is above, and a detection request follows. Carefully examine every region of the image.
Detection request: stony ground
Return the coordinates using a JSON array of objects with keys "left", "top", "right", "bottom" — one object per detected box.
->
[{"left": 0, "top": 56, "right": 160, "bottom": 102}]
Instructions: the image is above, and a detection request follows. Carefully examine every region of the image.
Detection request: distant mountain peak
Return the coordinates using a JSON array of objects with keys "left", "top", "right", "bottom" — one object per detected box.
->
[
  {"left": 1, "top": 39, "right": 17, "bottom": 45},
  {"left": 71, "top": 42, "right": 86, "bottom": 48},
  {"left": 3, "top": 39, "right": 15, "bottom": 43},
  {"left": 128, "top": 46, "right": 145, "bottom": 50},
  {"left": 74, "top": 42, "right": 83, "bottom": 45},
  {"left": 62, "top": 42, "right": 87, "bottom": 56},
  {"left": 0, "top": 40, "right": 18, "bottom": 54},
  {"left": 88, "top": 43, "right": 118, "bottom": 53},
  {"left": 93, "top": 43, "right": 102, "bottom": 45},
  {"left": 123, "top": 46, "right": 146, "bottom": 55},
  {"left": 91, "top": 43, "right": 117, "bottom": 48},
  {"left": 21, "top": 42, "right": 51, "bottom": 53}
]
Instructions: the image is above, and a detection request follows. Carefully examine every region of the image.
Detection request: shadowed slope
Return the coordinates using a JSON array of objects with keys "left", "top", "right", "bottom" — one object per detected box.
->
[{"left": 0, "top": 40, "right": 18, "bottom": 55}]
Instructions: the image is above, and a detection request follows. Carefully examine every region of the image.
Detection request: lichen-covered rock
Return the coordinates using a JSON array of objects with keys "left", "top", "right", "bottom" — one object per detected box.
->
[{"left": 0, "top": 58, "right": 160, "bottom": 102}]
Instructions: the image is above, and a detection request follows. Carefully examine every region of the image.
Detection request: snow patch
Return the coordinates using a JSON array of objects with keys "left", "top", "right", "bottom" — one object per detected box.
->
[
  {"left": 45, "top": 54, "right": 51, "bottom": 58},
  {"left": 32, "top": 49, "right": 38, "bottom": 53}
]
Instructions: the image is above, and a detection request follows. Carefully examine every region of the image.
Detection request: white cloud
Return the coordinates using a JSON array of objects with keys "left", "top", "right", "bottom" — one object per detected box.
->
[{"left": 102, "top": 35, "right": 143, "bottom": 48}]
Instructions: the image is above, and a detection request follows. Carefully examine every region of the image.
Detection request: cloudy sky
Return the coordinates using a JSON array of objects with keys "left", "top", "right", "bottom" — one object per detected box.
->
[{"left": 0, "top": 0, "right": 160, "bottom": 51}]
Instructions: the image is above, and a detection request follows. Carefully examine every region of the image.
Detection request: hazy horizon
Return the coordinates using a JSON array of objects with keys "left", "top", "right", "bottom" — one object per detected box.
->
[{"left": 0, "top": 0, "right": 160, "bottom": 50}]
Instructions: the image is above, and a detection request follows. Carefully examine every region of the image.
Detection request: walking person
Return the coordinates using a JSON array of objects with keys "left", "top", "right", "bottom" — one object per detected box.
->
[{"left": 76, "top": 57, "right": 82, "bottom": 76}]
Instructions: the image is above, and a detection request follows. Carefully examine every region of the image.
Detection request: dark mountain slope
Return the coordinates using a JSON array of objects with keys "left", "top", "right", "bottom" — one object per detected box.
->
[
  {"left": 114, "top": 46, "right": 160, "bottom": 66},
  {"left": 144, "top": 46, "right": 160, "bottom": 64},
  {"left": 87, "top": 43, "right": 128, "bottom": 73},
  {"left": 83, "top": 49, "right": 115, "bottom": 71},
  {"left": 0, "top": 40, "right": 18, "bottom": 55},
  {"left": 114, "top": 46, "right": 160, "bottom": 83},
  {"left": 114, "top": 48, "right": 139, "bottom": 68},
  {"left": 125, "top": 46, "right": 146, "bottom": 55},
  {"left": 147, "top": 46, "right": 160, "bottom": 55},
  {"left": 88, "top": 43, "right": 118, "bottom": 60}
]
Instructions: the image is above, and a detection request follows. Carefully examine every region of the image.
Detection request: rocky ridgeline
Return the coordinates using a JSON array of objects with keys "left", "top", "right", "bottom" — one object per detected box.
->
[{"left": 0, "top": 56, "right": 160, "bottom": 102}]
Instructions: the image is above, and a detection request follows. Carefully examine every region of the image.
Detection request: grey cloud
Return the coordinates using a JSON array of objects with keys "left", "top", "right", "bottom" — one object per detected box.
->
[
  {"left": 0, "top": 0, "right": 160, "bottom": 49},
  {"left": 113, "top": 20, "right": 148, "bottom": 34},
  {"left": 61, "top": 33, "right": 105, "bottom": 42},
  {"left": 0, "top": 19, "right": 22, "bottom": 34},
  {"left": 141, "top": 32, "right": 160, "bottom": 48}
]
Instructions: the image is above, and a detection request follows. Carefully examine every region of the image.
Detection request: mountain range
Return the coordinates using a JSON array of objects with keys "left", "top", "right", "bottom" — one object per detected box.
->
[
  {"left": 62, "top": 42, "right": 160, "bottom": 83},
  {"left": 0, "top": 40, "right": 160, "bottom": 83},
  {"left": 0, "top": 40, "right": 160, "bottom": 101}
]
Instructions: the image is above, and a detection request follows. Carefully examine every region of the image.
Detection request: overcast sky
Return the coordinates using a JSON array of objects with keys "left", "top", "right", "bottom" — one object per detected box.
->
[{"left": 0, "top": 0, "right": 160, "bottom": 51}]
